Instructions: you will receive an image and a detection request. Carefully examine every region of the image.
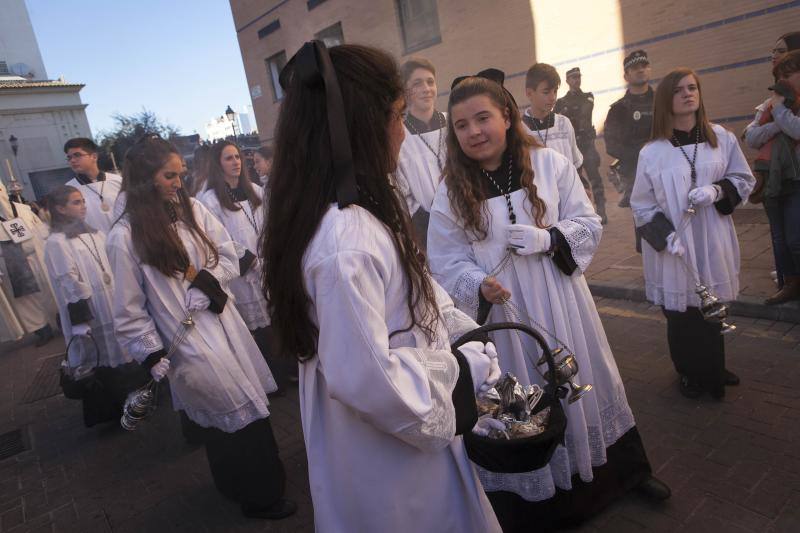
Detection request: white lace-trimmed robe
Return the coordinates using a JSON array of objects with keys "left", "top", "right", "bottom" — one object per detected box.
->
[
  {"left": 395, "top": 114, "right": 447, "bottom": 215},
  {"left": 428, "top": 147, "right": 636, "bottom": 501},
  {"left": 0, "top": 187, "right": 57, "bottom": 340},
  {"left": 523, "top": 111, "right": 584, "bottom": 169},
  {"left": 44, "top": 231, "right": 128, "bottom": 368},
  {"left": 631, "top": 125, "right": 756, "bottom": 312},
  {"left": 106, "top": 199, "right": 277, "bottom": 432},
  {"left": 300, "top": 205, "right": 500, "bottom": 532},
  {"left": 66, "top": 173, "right": 122, "bottom": 234},
  {"left": 197, "top": 186, "right": 270, "bottom": 330}
]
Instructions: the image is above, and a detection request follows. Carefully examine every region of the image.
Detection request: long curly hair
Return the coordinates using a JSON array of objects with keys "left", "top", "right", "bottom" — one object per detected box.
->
[
  {"left": 262, "top": 44, "right": 440, "bottom": 361},
  {"left": 443, "top": 77, "right": 547, "bottom": 240}
]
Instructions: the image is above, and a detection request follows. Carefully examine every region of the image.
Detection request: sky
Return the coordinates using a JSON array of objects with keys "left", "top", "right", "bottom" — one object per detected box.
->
[{"left": 26, "top": 0, "right": 253, "bottom": 139}]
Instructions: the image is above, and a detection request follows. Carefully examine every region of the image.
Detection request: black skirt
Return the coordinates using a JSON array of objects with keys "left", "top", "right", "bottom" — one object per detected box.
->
[
  {"left": 661, "top": 306, "right": 725, "bottom": 393},
  {"left": 203, "top": 417, "right": 286, "bottom": 507},
  {"left": 486, "top": 426, "right": 652, "bottom": 532}
]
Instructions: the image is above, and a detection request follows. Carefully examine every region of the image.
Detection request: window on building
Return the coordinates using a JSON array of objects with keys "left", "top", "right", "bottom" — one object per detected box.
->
[
  {"left": 307, "top": 0, "right": 327, "bottom": 9},
  {"left": 396, "top": 0, "right": 441, "bottom": 54},
  {"left": 257, "top": 20, "right": 280, "bottom": 39},
  {"left": 0, "top": 61, "right": 9, "bottom": 75},
  {"left": 314, "top": 22, "right": 344, "bottom": 48},
  {"left": 265, "top": 51, "right": 287, "bottom": 102}
]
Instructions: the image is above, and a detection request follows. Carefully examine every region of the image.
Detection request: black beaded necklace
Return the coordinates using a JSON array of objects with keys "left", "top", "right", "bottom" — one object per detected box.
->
[
  {"left": 481, "top": 154, "right": 517, "bottom": 224},
  {"left": 671, "top": 126, "right": 701, "bottom": 187},
  {"left": 404, "top": 111, "right": 446, "bottom": 171},
  {"left": 225, "top": 184, "right": 258, "bottom": 232}
]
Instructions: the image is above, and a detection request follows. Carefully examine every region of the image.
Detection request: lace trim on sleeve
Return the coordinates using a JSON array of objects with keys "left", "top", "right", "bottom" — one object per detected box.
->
[
  {"left": 442, "top": 305, "right": 479, "bottom": 345},
  {"left": 126, "top": 330, "right": 164, "bottom": 361},
  {"left": 395, "top": 348, "right": 459, "bottom": 452},
  {"left": 553, "top": 219, "right": 595, "bottom": 273},
  {"left": 452, "top": 270, "right": 485, "bottom": 320}
]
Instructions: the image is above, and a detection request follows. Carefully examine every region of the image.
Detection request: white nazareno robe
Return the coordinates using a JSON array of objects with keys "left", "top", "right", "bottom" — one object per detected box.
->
[
  {"left": 0, "top": 182, "right": 57, "bottom": 341},
  {"left": 106, "top": 199, "right": 277, "bottom": 431},
  {"left": 428, "top": 147, "right": 634, "bottom": 501},
  {"left": 631, "top": 124, "right": 755, "bottom": 311},
  {"left": 300, "top": 204, "right": 500, "bottom": 532}
]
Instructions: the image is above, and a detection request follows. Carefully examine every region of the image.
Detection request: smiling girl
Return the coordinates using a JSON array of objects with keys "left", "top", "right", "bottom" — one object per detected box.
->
[
  {"left": 427, "top": 74, "right": 667, "bottom": 531},
  {"left": 106, "top": 135, "right": 294, "bottom": 519}
]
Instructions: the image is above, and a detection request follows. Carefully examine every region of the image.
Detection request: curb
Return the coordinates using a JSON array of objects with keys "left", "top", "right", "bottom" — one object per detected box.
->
[{"left": 588, "top": 281, "right": 800, "bottom": 324}]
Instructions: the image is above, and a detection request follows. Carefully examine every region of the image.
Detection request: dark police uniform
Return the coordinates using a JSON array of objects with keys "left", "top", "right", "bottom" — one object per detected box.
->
[
  {"left": 603, "top": 50, "right": 654, "bottom": 207},
  {"left": 555, "top": 86, "right": 605, "bottom": 219}
]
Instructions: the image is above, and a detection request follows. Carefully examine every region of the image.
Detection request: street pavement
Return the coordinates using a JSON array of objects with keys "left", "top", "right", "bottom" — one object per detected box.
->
[{"left": 1, "top": 295, "right": 799, "bottom": 532}]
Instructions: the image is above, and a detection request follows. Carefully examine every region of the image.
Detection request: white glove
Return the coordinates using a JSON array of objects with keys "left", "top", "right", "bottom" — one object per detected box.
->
[
  {"left": 472, "top": 415, "right": 507, "bottom": 437},
  {"left": 688, "top": 185, "right": 721, "bottom": 207},
  {"left": 185, "top": 288, "right": 211, "bottom": 312},
  {"left": 245, "top": 258, "right": 262, "bottom": 284},
  {"left": 150, "top": 358, "right": 170, "bottom": 382},
  {"left": 666, "top": 232, "right": 685, "bottom": 257},
  {"left": 506, "top": 224, "right": 551, "bottom": 255},
  {"left": 479, "top": 342, "right": 501, "bottom": 394},
  {"left": 459, "top": 341, "right": 495, "bottom": 394},
  {"left": 71, "top": 323, "right": 92, "bottom": 336}
]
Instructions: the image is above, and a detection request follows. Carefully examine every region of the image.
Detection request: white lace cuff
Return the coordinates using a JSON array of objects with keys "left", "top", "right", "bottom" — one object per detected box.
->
[
  {"left": 452, "top": 270, "right": 486, "bottom": 320},
  {"left": 553, "top": 219, "right": 596, "bottom": 273},
  {"left": 126, "top": 330, "right": 164, "bottom": 360}
]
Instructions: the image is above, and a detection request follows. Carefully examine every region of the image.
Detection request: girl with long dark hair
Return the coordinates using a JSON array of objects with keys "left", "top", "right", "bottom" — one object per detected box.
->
[
  {"left": 427, "top": 74, "right": 667, "bottom": 531},
  {"left": 106, "top": 136, "right": 295, "bottom": 519},
  {"left": 632, "top": 68, "right": 754, "bottom": 398},
  {"left": 44, "top": 185, "right": 144, "bottom": 426},
  {"left": 196, "top": 141, "right": 284, "bottom": 387},
  {"left": 262, "top": 42, "right": 500, "bottom": 531}
]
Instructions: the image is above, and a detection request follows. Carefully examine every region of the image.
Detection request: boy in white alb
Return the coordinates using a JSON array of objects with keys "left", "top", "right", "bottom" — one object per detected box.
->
[
  {"left": 521, "top": 63, "right": 587, "bottom": 190},
  {"left": 394, "top": 58, "right": 447, "bottom": 249},
  {"left": 64, "top": 138, "right": 122, "bottom": 234}
]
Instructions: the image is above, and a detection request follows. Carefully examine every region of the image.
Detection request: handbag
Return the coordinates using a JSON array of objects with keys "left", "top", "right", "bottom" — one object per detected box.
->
[
  {"left": 454, "top": 322, "right": 568, "bottom": 473},
  {"left": 59, "top": 333, "right": 101, "bottom": 400}
]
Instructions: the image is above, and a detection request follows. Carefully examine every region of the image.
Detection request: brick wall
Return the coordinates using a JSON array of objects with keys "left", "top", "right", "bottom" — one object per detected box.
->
[{"left": 230, "top": 0, "right": 800, "bottom": 158}]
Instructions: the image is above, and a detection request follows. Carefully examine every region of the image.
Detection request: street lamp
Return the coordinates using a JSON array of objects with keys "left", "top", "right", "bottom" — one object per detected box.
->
[{"left": 225, "top": 105, "right": 238, "bottom": 139}]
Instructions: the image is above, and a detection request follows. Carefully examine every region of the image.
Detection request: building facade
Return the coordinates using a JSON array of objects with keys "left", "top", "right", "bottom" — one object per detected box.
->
[
  {"left": 0, "top": 0, "right": 92, "bottom": 201},
  {"left": 230, "top": 0, "right": 800, "bottom": 160}
]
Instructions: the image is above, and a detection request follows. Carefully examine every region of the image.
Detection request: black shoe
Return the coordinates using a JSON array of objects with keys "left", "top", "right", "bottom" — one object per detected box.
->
[
  {"left": 241, "top": 499, "right": 298, "bottom": 520},
  {"left": 597, "top": 206, "right": 608, "bottom": 225},
  {"left": 679, "top": 375, "right": 703, "bottom": 399},
  {"left": 618, "top": 196, "right": 630, "bottom": 208},
  {"left": 724, "top": 370, "right": 740, "bottom": 386},
  {"left": 635, "top": 476, "right": 671, "bottom": 501}
]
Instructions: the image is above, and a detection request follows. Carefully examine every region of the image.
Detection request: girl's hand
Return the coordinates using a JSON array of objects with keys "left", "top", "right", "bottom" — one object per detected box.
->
[
  {"left": 769, "top": 93, "right": 786, "bottom": 108},
  {"left": 481, "top": 276, "right": 510, "bottom": 304}
]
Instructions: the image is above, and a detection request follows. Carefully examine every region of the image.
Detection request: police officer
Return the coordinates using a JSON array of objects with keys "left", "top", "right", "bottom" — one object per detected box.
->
[
  {"left": 555, "top": 67, "right": 607, "bottom": 223},
  {"left": 604, "top": 50, "right": 654, "bottom": 208}
]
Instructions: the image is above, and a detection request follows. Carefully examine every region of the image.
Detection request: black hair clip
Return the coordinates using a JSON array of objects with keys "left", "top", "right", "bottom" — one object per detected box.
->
[{"left": 450, "top": 68, "right": 517, "bottom": 107}]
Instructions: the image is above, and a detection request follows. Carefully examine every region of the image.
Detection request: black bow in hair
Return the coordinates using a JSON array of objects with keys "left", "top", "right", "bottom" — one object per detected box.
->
[
  {"left": 450, "top": 68, "right": 517, "bottom": 107},
  {"left": 278, "top": 40, "right": 358, "bottom": 209}
]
